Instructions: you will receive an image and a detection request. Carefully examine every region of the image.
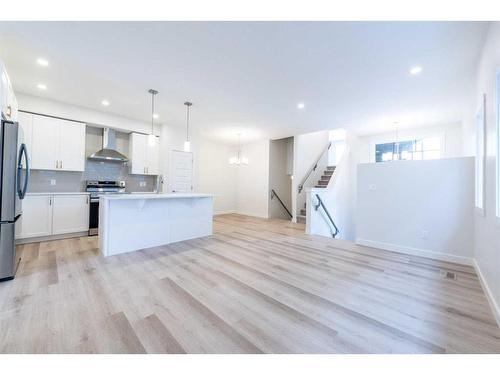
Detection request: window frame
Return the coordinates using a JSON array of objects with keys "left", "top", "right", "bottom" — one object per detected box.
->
[
  {"left": 475, "top": 93, "right": 486, "bottom": 216},
  {"left": 372, "top": 136, "right": 443, "bottom": 163},
  {"left": 496, "top": 73, "right": 500, "bottom": 224}
]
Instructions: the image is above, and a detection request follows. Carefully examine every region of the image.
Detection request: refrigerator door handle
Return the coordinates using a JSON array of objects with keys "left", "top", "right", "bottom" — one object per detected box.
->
[{"left": 17, "top": 143, "right": 29, "bottom": 199}]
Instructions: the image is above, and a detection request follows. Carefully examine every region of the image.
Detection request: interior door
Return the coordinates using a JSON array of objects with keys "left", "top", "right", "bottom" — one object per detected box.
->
[
  {"left": 58, "top": 119, "right": 85, "bottom": 171},
  {"left": 169, "top": 150, "right": 193, "bottom": 193},
  {"left": 31, "top": 115, "right": 59, "bottom": 170}
]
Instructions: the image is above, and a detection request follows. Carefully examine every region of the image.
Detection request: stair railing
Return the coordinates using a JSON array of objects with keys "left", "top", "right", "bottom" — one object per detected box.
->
[
  {"left": 314, "top": 194, "right": 339, "bottom": 238},
  {"left": 270, "top": 189, "right": 293, "bottom": 218},
  {"left": 298, "top": 141, "right": 332, "bottom": 193}
]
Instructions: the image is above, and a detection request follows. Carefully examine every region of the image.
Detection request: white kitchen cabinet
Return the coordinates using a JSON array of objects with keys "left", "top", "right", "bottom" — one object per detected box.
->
[
  {"left": 17, "top": 111, "right": 33, "bottom": 169},
  {"left": 146, "top": 136, "right": 160, "bottom": 175},
  {"left": 52, "top": 194, "right": 89, "bottom": 235},
  {"left": 1, "top": 64, "right": 18, "bottom": 121},
  {"left": 16, "top": 194, "right": 89, "bottom": 240},
  {"left": 16, "top": 195, "right": 53, "bottom": 239},
  {"left": 31, "top": 114, "right": 86, "bottom": 171},
  {"left": 129, "top": 132, "right": 160, "bottom": 175},
  {"left": 31, "top": 115, "right": 59, "bottom": 170},
  {"left": 58, "top": 119, "right": 86, "bottom": 171}
]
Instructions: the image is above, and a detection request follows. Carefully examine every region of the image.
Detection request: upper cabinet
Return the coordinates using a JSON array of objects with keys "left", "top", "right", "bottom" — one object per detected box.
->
[
  {"left": 31, "top": 114, "right": 86, "bottom": 171},
  {"left": 17, "top": 111, "right": 33, "bottom": 169},
  {"left": 1, "top": 64, "right": 18, "bottom": 121},
  {"left": 129, "top": 132, "right": 160, "bottom": 175}
]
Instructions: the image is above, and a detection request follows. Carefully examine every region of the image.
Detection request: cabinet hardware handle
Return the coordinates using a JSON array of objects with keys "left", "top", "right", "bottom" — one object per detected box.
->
[
  {"left": 60, "top": 160, "right": 63, "bottom": 169},
  {"left": 49, "top": 197, "right": 52, "bottom": 205}
]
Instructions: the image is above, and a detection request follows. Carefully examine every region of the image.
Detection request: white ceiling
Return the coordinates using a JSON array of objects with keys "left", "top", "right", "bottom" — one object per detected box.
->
[{"left": 0, "top": 21, "right": 488, "bottom": 144}]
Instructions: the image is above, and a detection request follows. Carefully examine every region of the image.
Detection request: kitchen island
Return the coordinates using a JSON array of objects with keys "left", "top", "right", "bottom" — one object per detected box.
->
[{"left": 99, "top": 193, "right": 213, "bottom": 256}]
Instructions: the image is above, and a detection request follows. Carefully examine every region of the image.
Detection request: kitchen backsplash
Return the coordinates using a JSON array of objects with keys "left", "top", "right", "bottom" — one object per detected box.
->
[{"left": 27, "top": 125, "right": 158, "bottom": 193}]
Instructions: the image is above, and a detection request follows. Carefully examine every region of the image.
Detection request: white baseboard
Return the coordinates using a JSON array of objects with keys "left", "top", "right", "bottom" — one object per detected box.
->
[
  {"left": 355, "top": 238, "right": 473, "bottom": 266},
  {"left": 473, "top": 259, "right": 500, "bottom": 327},
  {"left": 15, "top": 231, "right": 89, "bottom": 245},
  {"left": 213, "top": 210, "right": 236, "bottom": 216}
]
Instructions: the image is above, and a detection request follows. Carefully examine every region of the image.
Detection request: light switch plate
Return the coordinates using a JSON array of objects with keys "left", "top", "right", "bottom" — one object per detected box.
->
[
  {"left": 50, "top": 179, "right": 56, "bottom": 186},
  {"left": 368, "top": 184, "right": 376, "bottom": 191}
]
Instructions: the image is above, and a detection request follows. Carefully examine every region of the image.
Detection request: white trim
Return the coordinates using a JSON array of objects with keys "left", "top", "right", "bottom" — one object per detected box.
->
[
  {"left": 213, "top": 210, "right": 236, "bottom": 216},
  {"left": 496, "top": 72, "right": 500, "bottom": 220},
  {"left": 473, "top": 259, "right": 500, "bottom": 328},
  {"left": 15, "top": 231, "right": 89, "bottom": 244},
  {"left": 355, "top": 238, "right": 473, "bottom": 266}
]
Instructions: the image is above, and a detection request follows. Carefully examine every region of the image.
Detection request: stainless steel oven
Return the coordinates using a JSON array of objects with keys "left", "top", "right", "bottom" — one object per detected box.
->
[{"left": 86, "top": 180, "right": 126, "bottom": 236}]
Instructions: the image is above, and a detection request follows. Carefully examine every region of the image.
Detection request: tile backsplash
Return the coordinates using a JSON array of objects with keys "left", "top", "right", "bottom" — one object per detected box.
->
[{"left": 27, "top": 126, "right": 157, "bottom": 193}]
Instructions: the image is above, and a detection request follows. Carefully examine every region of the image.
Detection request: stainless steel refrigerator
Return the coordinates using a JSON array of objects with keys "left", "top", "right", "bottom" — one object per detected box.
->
[{"left": 0, "top": 116, "right": 29, "bottom": 281}]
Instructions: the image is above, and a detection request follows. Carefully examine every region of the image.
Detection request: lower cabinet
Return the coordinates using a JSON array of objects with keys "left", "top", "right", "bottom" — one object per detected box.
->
[
  {"left": 52, "top": 195, "right": 90, "bottom": 235},
  {"left": 16, "top": 194, "right": 89, "bottom": 239},
  {"left": 16, "top": 195, "right": 53, "bottom": 239}
]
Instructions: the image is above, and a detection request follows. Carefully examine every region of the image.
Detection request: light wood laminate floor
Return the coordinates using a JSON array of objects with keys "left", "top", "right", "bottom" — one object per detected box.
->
[{"left": 1, "top": 214, "right": 499, "bottom": 353}]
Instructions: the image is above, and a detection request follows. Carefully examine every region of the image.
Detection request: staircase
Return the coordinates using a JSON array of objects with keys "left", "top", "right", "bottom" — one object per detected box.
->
[{"left": 297, "top": 166, "right": 335, "bottom": 223}]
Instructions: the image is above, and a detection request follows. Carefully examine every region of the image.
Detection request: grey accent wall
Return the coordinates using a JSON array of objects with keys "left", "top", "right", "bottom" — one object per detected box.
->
[{"left": 28, "top": 126, "right": 156, "bottom": 193}]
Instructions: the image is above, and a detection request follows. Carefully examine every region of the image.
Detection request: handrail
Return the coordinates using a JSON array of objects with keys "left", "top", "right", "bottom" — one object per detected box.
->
[
  {"left": 271, "top": 189, "right": 292, "bottom": 218},
  {"left": 314, "top": 194, "right": 339, "bottom": 238},
  {"left": 298, "top": 141, "right": 331, "bottom": 193}
]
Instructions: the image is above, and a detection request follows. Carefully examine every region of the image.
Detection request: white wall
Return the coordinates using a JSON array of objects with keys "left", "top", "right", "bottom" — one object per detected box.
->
[
  {"left": 357, "top": 123, "right": 463, "bottom": 164},
  {"left": 159, "top": 122, "right": 237, "bottom": 215},
  {"left": 356, "top": 157, "right": 475, "bottom": 264},
  {"left": 235, "top": 139, "right": 270, "bottom": 218},
  {"left": 16, "top": 92, "right": 160, "bottom": 135},
  {"left": 292, "top": 130, "right": 330, "bottom": 220},
  {"left": 463, "top": 22, "right": 500, "bottom": 325},
  {"left": 269, "top": 138, "right": 293, "bottom": 219}
]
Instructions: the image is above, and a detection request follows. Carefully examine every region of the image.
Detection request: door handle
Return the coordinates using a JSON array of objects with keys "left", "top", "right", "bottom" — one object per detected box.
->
[
  {"left": 6, "top": 105, "right": 12, "bottom": 119},
  {"left": 17, "top": 143, "right": 29, "bottom": 199}
]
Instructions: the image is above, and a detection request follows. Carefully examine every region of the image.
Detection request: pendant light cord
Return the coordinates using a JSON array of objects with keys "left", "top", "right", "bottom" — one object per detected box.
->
[
  {"left": 148, "top": 89, "right": 159, "bottom": 136},
  {"left": 184, "top": 101, "right": 193, "bottom": 143}
]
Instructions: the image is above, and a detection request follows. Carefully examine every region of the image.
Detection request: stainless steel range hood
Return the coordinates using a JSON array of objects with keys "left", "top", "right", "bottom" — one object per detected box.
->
[{"left": 88, "top": 128, "right": 129, "bottom": 162}]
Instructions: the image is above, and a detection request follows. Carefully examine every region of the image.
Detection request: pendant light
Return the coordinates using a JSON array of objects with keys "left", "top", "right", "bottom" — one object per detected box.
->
[
  {"left": 184, "top": 101, "right": 192, "bottom": 152},
  {"left": 229, "top": 133, "right": 249, "bottom": 166},
  {"left": 148, "top": 89, "right": 158, "bottom": 147}
]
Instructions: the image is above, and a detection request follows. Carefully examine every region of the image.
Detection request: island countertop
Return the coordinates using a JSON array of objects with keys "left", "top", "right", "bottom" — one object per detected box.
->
[
  {"left": 99, "top": 192, "right": 213, "bottom": 256},
  {"left": 101, "top": 193, "right": 213, "bottom": 200}
]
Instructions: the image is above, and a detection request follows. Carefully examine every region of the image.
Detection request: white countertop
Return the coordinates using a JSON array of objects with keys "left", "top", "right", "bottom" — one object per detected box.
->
[
  {"left": 27, "top": 192, "right": 90, "bottom": 196},
  {"left": 101, "top": 193, "right": 213, "bottom": 201}
]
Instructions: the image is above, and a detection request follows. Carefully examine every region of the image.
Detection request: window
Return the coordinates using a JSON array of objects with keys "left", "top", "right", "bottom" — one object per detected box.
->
[
  {"left": 476, "top": 94, "right": 486, "bottom": 212},
  {"left": 375, "top": 137, "right": 441, "bottom": 163}
]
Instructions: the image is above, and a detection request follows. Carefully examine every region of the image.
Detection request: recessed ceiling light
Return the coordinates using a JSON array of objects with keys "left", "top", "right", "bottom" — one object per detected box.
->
[
  {"left": 153, "top": 113, "right": 159, "bottom": 119},
  {"left": 297, "top": 102, "right": 305, "bottom": 110},
  {"left": 36, "top": 58, "right": 49, "bottom": 67},
  {"left": 410, "top": 66, "right": 423, "bottom": 75},
  {"left": 36, "top": 83, "right": 47, "bottom": 90},
  {"left": 101, "top": 100, "right": 110, "bottom": 106}
]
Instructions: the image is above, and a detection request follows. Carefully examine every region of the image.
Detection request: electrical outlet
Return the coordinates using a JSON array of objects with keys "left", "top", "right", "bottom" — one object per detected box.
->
[
  {"left": 368, "top": 184, "right": 377, "bottom": 191},
  {"left": 421, "top": 230, "right": 429, "bottom": 240},
  {"left": 50, "top": 179, "right": 56, "bottom": 186},
  {"left": 139, "top": 181, "right": 146, "bottom": 187}
]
